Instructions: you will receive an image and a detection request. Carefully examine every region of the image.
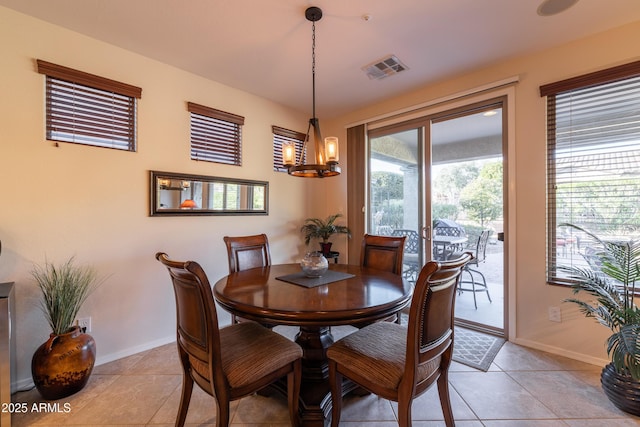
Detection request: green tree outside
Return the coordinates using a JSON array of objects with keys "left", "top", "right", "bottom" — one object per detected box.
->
[{"left": 459, "top": 162, "right": 503, "bottom": 226}]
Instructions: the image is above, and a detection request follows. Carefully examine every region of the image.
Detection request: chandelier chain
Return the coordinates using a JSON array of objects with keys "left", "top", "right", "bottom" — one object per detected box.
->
[
  {"left": 311, "top": 20, "right": 316, "bottom": 119},
  {"left": 284, "top": 6, "right": 340, "bottom": 177}
]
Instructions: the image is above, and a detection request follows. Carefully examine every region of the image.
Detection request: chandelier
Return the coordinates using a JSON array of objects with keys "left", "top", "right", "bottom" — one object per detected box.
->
[{"left": 281, "top": 6, "right": 340, "bottom": 178}]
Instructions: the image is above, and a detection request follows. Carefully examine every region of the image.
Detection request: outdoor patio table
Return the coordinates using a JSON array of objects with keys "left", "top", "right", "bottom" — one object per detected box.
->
[{"left": 433, "top": 235, "right": 468, "bottom": 260}]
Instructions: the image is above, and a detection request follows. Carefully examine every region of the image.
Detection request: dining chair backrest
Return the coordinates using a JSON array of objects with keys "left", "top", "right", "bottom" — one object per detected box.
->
[
  {"left": 360, "top": 233, "right": 406, "bottom": 275},
  {"left": 407, "top": 253, "right": 472, "bottom": 368},
  {"left": 224, "top": 233, "right": 271, "bottom": 273},
  {"left": 155, "top": 253, "right": 222, "bottom": 392}
]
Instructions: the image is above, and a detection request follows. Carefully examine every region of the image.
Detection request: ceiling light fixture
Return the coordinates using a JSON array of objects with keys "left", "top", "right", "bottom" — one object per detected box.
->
[{"left": 281, "top": 6, "right": 340, "bottom": 178}]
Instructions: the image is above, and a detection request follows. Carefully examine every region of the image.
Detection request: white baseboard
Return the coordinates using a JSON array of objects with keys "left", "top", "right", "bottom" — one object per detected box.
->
[
  {"left": 93, "top": 335, "right": 176, "bottom": 366},
  {"left": 12, "top": 335, "right": 176, "bottom": 394},
  {"left": 13, "top": 378, "right": 35, "bottom": 394},
  {"left": 511, "top": 337, "right": 609, "bottom": 367}
]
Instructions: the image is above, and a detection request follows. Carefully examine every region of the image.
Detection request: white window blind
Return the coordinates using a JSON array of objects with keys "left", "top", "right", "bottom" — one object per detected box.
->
[
  {"left": 37, "top": 60, "right": 141, "bottom": 151},
  {"left": 272, "top": 126, "right": 306, "bottom": 172},
  {"left": 188, "top": 102, "right": 244, "bottom": 165},
  {"left": 541, "top": 61, "right": 640, "bottom": 285}
]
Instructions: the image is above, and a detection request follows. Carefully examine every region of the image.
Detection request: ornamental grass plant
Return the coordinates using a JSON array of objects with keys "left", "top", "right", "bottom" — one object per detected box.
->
[{"left": 31, "top": 257, "right": 99, "bottom": 335}]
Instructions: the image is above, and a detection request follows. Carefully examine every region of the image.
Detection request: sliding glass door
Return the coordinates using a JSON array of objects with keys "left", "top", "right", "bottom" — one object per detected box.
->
[
  {"left": 367, "top": 99, "right": 506, "bottom": 334},
  {"left": 430, "top": 102, "right": 505, "bottom": 333},
  {"left": 368, "top": 122, "right": 426, "bottom": 284}
]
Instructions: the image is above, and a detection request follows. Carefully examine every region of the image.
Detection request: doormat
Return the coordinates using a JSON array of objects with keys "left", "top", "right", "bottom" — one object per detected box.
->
[
  {"left": 399, "top": 314, "right": 504, "bottom": 371},
  {"left": 452, "top": 326, "right": 505, "bottom": 371}
]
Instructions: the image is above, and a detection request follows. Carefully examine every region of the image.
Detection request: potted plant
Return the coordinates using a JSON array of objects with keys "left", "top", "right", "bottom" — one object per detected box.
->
[
  {"left": 301, "top": 213, "right": 351, "bottom": 256},
  {"left": 556, "top": 224, "right": 640, "bottom": 415},
  {"left": 31, "top": 257, "right": 100, "bottom": 400}
]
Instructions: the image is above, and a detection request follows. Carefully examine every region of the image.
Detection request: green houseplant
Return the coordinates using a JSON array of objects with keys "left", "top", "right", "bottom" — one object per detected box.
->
[
  {"left": 556, "top": 224, "right": 640, "bottom": 415},
  {"left": 301, "top": 213, "right": 351, "bottom": 256},
  {"left": 31, "top": 257, "right": 100, "bottom": 400}
]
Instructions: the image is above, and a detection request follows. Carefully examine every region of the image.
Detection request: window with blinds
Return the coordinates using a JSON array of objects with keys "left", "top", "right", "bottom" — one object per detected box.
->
[
  {"left": 37, "top": 60, "right": 141, "bottom": 151},
  {"left": 187, "top": 102, "right": 244, "bottom": 165},
  {"left": 272, "top": 126, "right": 306, "bottom": 172},
  {"left": 541, "top": 61, "right": 640, "bottom": 285}
]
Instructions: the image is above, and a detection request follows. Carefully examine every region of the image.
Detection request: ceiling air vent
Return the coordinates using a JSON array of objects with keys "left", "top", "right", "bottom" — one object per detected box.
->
[{"left": 362, "top": 55, "right": 408, "bottom": 80}]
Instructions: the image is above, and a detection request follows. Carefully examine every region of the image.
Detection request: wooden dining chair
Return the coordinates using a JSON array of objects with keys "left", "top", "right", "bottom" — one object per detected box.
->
[
  {"left": 224, "top": 233, "right": 271, "bottom": 273},
  {"left": 155, "top": 252, "right": 302, "bottom": 427},
  {"left": 327, "top": 253, "right": 473, "bottom": 427},
  {"left": 360, "top": 233, "right": 407, "bottom": 323},
  {"left": 360, "top": 233, "right": 406, "bottom": 275},
  {"left": 223, "top": 233, "right": 271, "bottom": 323}
]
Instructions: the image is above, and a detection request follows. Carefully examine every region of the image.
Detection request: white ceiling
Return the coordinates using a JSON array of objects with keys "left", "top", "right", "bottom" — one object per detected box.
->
[{"left": 2, "top": 0, "right": 639, "bottom": 119}]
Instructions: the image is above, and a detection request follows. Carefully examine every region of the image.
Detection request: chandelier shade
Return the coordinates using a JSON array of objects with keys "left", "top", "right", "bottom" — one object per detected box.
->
[{"left": 282, "top": 6, "right": 340, "bottom": 178}]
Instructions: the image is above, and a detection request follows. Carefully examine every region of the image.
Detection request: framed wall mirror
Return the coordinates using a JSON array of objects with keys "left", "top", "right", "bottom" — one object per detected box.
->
[{"left": 150, "top": 171, "right": 268, "bottom": 216}]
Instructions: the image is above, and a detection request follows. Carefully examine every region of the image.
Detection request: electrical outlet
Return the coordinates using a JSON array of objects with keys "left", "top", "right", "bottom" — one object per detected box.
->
[
  {"left": 548, "top": 306, "right": 562, "bottom": 322},
  {"left": 77, "top": 316, "right": 91, "bottom": 333}
]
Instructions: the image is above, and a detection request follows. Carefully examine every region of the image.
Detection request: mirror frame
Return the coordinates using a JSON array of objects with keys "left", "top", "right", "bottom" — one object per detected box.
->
[{"left": 150, "top": 170, "right": 269, "bottom": 216}]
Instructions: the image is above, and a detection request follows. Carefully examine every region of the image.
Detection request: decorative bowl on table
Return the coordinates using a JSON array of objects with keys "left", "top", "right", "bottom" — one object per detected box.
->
[{"left": 300, "top": 252, "right": 329, "bottom": 277}]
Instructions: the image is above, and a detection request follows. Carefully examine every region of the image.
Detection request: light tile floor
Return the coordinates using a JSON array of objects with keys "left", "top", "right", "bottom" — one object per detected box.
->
[{"left": 11, "top": 328, "right": 640, "bottom": 426}]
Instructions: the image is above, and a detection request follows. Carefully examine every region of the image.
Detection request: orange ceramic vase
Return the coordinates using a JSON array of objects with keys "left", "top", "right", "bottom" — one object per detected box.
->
[{"left": 31, "top": 326, "right": 96, "bottom": 400}]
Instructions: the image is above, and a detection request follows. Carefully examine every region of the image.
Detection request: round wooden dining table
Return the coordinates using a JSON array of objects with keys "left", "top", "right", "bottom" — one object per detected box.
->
[{"left": 213, "top": 263, "right": 413, "bottom": 427}]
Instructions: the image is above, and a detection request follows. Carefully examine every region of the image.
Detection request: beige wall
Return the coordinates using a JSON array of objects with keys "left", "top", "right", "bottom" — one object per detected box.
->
[
  {"left": 329, "top": 21, "right": 640, "bottom": 364},
  {"left": 0, "top": 6, "right": 329, "bottom": 390}
]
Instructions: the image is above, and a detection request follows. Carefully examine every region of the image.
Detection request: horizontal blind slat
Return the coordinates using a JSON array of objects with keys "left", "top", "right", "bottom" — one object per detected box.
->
[
  {"left": 189, "top": 110, "right": 242, "bottom": 165},
  {"left": 546, "top": 69, "right": 640, "bottom": 286},
  {"left": 45, "top": 76, "right": 136, "bottom": 151}
]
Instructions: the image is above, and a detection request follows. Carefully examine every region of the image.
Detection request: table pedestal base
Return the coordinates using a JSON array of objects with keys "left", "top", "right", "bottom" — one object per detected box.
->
[
  {"left": 295, "top": 326, "right": 333, "bottom": 381},
  {"left": 267, "top": 325, "right": 360, "bottom": 426},
  {"left": 295, "top": 325, "right": 334, "bottom": 426}
]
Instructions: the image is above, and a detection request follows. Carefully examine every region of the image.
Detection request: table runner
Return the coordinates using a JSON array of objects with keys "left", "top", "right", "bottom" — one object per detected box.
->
[{"left": 276, "top": 270, "right": 355, "bottom": 288}]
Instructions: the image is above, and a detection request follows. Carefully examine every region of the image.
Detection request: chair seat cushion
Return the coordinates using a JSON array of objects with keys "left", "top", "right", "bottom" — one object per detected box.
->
[
  {"left": 327, "top": 321, "right": 440, "bottom": 390},
  {"left": 220, "top": 322, "right": 302, "bottom": 388}
]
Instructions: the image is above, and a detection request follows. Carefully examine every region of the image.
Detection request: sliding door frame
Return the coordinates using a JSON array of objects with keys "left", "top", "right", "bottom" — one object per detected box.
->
[
  {"left": 347, "top": 85, "right": 516, "bottom": 340},
  {"left": 367, "top": 117, "right": 430, "bottom": 261}
]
